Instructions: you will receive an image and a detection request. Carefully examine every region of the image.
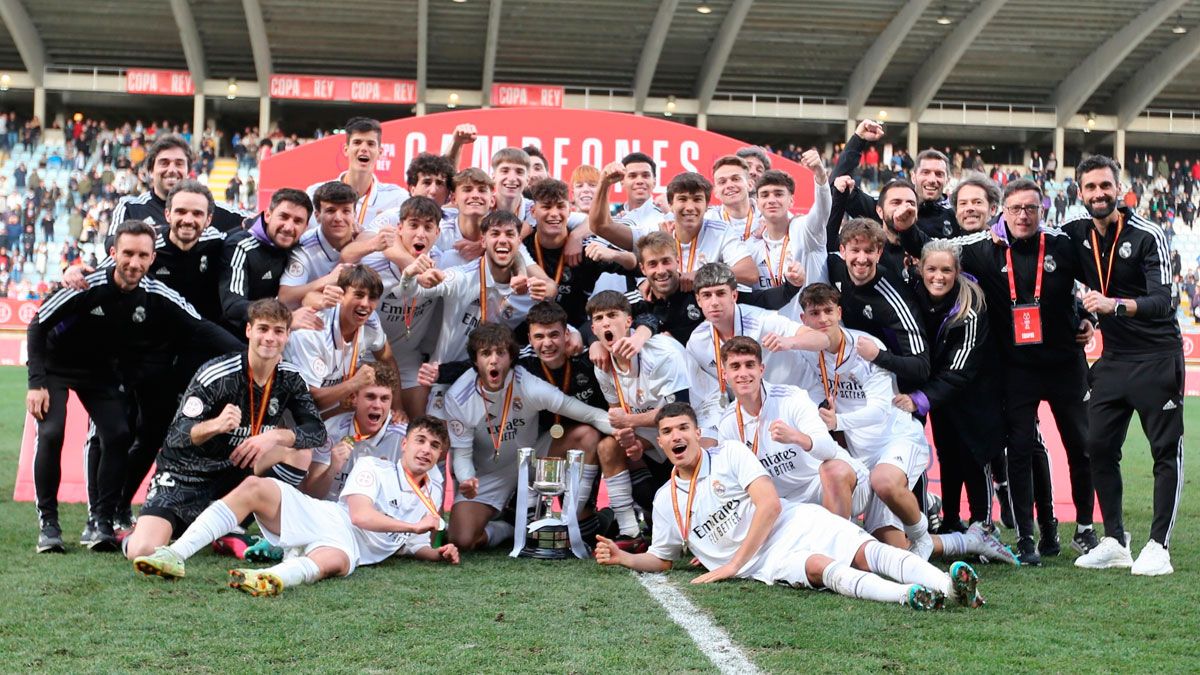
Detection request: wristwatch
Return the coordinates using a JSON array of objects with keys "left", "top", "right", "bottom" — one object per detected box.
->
[{"left": 1114, "top": 299, "right": 1128, "bottom": 317}]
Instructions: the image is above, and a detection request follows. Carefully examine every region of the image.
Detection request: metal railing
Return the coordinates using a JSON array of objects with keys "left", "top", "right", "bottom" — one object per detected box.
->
[
  {"left": 711, "top": 91, "right": 845, "bottom": 118},
  {"left": 562, "top": 86, "right": 634, "bottom": 111},
  {"left": 1137, "top": 108, "right": 1200, "bottom": 134}
]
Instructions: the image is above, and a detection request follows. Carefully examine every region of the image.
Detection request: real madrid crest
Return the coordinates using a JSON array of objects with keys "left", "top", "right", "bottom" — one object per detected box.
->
[
  {"left": 1043, "top": 255, "right": 1056, "bottom": 273},
  {"left": 268, "top": 398, "right": 279, "bottom": 417},
  {"left": 512, "top": 396, "right": 523, "bottom": 412},
  {"left": 712, "top": 479, "right": 726, "bottom": 497},
  {"left": 1119, "top": 241, "right": 1132, "bottom": 259},
  {"left": 199, "top": 255, "right": 208, "bottom": 273},
  {"left": 687, "top": 304, "right": 701, "bottom": 320},
  {"left": 287, "top": 260, "right": 304, "bottom": 278},
  {"left": 862, "top": 304, "right": 873, "bottom": 320},
  {"left": 132, "top": 306, "right": 146, "bottom": 323}
]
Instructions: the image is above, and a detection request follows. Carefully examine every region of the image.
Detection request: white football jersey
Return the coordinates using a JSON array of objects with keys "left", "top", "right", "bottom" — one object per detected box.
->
[
  {"left": 749, "top": 185, "right": 831, "bottom": 292},
  {"left": 438, "top": 366, "right": 613, "bottom": 480},
  {"left": 280, "top": 226, "right": 343, "bottom": 288},
  {"left": 311, "top": 412, "right": 409, "bottom": 501},
  {"left": 704, "top": 203, "right": 761, "bottom": 241},
  {"left": 282, "top": 304, "right": 388, "bottom": 407},
  {"left": 306, "top": 174, "right": 409, "bottom": 231},
  {"left": 794, "top": 327, "right": 927, "bottom": 463},
  {"left": 716, "top": 383, "right": 855, "bottom": 504},
  {"left": 614, "top": 199, "right": 667, "bottom": 232},
  {"left": 594, "top": 335, "right": 692, "bottom": 461},
  {"left": 630, "top": 218, "right": 752, "bottom": 274},
  {"left": 395, "top": 257, "right": 534, "bottom": 363},
  {"left": 339, "top": 455, "right": 441, "bottom": 565},
  {"left": 686, "top": 304, "right": 806, "bottom": 430}
]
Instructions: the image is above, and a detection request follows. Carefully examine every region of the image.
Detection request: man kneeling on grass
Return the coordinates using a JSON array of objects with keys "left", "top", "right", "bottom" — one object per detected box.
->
[
  {"left": 594, "top": 402, "right": 985, "bottom": 610},
  {"left": 133, "top": 416, "right": 459, "bottom": 596}
]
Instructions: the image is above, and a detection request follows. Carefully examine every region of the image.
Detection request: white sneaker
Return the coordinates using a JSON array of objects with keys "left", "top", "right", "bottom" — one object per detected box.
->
[
  {"left": 1131, "top": 541, "right": 1174, "bottom": 576},
  {"left": 1074, "top": 533, "right": 1133, "bottom": 569},
  {"left": 908, "top": 532, "right": 934, "bottom": 561}
]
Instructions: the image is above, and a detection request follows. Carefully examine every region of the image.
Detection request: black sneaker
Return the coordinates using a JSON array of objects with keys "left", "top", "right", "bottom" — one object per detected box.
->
[
  {"left": 995, "top": 482, "right": 1015, "bottom": 530},
  {"left": 925, "top": 493, "right": 943, "bottom": 534},
  {"left": 89, "top": 520, "right": 120, "bottom": 552},
  {"left": 1016, "top": 536, "right": 1041, "bottom": 566},
  {"left": 1071, "top": 527, "right": 1100, "bottom": 555},
  {"left": 37, "top": 521, "right": 65, "bottom": 553},
  {"left": 79, "top": 520, "right": 100, "bottom": 547},
  {"left": 1038, "top": 518, "right": 1061, "bottom": 557}
]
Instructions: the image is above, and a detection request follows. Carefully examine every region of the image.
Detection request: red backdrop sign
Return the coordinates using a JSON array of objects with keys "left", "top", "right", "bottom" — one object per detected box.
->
[
  {"left": 259, "top": 108, "right": 815, "bottom": 208},
  {"left": 0, "top": 298, "right": 40, "bottom": 331},
  {"left": 490, "top": 83, "right": 565, "bottom": 108},
  {"left": 125, "top": 69, "right": 195, "bottom": 96},
  {"left": 269, "top": 74, "right": 418, "bottom": 104}
]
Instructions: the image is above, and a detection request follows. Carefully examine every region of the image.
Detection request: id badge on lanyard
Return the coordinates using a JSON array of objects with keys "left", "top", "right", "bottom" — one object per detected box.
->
[{"left": 1006, "top": 233, "right": 1045, "bottom": 346}]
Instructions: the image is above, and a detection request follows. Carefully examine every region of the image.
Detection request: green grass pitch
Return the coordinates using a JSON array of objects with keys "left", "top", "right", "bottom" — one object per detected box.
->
[{"left": 0, "top": 367, "right": 1196, "bottom": 673}]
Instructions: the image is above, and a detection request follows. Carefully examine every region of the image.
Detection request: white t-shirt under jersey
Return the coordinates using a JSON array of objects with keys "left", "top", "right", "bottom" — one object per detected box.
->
[
  {"left": 594, "top": 334, "right": 692, "bottom": 461},
  {"left": 339, "top": 455, "right": 440, "bottom": 565},
  {"left": 311, "top": 412, "right": 409, "bottom": 501},
  {"left": 715, "top": 383, "right": 854, "bottom": 505},
  {"left": 438, "top": 366, "right": 613, "bottom": 481}
]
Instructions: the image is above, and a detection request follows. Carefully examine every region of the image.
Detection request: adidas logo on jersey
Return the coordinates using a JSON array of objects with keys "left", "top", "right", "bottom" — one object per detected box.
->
[
  {"left": 156, "top": 268, "right": 171, "bottom": 276},
  {"left": 1163, "top": 400, "right": 1178, "bottom": 411},
  {"left": 262, "top": 270, "right": 273, "bottom": 280},
  {"left": 90, "top": 307, "right": 105, "bottom": 316}
]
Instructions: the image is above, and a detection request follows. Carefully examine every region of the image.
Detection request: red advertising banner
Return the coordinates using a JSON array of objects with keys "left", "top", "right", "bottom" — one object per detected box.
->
[
  {"left": 259, "top": 108, "right": 815, "bottom": 207},
  {"left": 0, "top": 298, "right": 40, "bottom": 331},
  {"left": 490, "top": 83, "right": 565, "bottom": 108},
  {"left": 125, "top": 69, "right": 195, "bottom": 96},
  {"left": 269, "top": 74, "right": 418, "bottom": 105}
]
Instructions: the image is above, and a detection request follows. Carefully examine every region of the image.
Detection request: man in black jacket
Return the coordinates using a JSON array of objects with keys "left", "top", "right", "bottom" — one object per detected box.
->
[
  {"left": 111, "top": 135, "right": 245, "bottom": 234},
  {"left": 833, "top": 120, "right": 959, "bottom": 239},
  {"left": 896, "top": 179, "right": 1096, "bottom": 565},
  {"left": 1065, "top": 155, "right": 1183, "bottom": 576},
  {"left": 220, "top": 188, "right": 311, "bottom": 336}
]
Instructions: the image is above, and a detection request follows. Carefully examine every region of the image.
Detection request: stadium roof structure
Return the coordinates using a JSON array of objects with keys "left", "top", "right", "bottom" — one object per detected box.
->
[{"left": 2, "top": 0, "right": 1200, "bottom": 146}]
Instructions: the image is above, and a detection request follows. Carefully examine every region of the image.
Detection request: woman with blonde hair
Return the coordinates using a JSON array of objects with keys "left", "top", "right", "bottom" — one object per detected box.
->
[{"left": 894, "top": 239, "right": 1005, "bottom": 534}]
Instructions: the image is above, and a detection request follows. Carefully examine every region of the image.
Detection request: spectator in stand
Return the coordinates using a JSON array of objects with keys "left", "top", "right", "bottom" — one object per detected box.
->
[
  {"left": 1029, "top": 150, "right": 1044, "bottom": 179},
  {"left": 863, "top": 144, "right": 880, "bottom": 190}
]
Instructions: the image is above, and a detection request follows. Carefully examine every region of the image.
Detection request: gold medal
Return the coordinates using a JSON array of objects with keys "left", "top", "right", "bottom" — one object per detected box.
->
[{"left": 550, "top": 423, "right": 565, "bottom": 439}]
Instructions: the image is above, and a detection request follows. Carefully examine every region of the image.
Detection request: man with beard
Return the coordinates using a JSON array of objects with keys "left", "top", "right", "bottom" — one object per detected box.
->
[
  {"left": 28, "top": 221, "right": 242, "bottom": 552},
  {"left": 221, "top": 189, "right": 312, "bottom": 336},
  {"left": 894, "top": 179, "right": 1097, "bottom": 566},
  {"left": 592, "top": 170, "right": 758, "bottom": 288},
  {"left": 111, "top": 135, "right": 245, "bottom": 234},
  {"left": 1065, "top": 156, "right": 1183, "bottom": 576},
  {"left": 279, "top": 181, "right": 359, "bottom": 309},
  {"left": 833, "top": 120, "right": 958, "bottom": 239},
  {"left": 305, "top": 117, "right": 408, "bottom": 232}
]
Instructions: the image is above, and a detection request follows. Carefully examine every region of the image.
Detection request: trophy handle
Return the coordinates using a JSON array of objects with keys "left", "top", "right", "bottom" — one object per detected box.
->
[
  {"left": 509, "top": 447, "right": 534, "bottom": 558},
  {"left": 563, "top": 449, "right": 589, "bottom": 559}
]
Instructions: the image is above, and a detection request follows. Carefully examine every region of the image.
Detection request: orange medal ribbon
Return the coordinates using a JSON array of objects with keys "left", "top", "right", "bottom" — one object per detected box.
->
[
  {"left": 403, "top": 467, "right": 441, "bottom": 521},
  {"left": 478, "top": 258, "right": 489, "bottom": 323},
  {"left": 675, "top": 236, "right": 700, "bottom": 274},
  {"left": 533, "top": 235, "right": 565, "bottom": 285},
  {"left": 540, "top": 360, "right": 572, "bottom": 426},
  {"left": 670, "top": 453, "right": 702, "bottom": 552},
  {"left": 247, "top": 367, "right": 276, "bottom": 437},
  {"left": 479, "top": 376, "right": 516, "bottom": 460},
  {"left": 762, "top": 234, "right": 790, "bottom": 287},
  {"left": 734, "top": 403, "right": 761, "bottom": 456},
  {"left": 609, "top": 357, "right": 634, "bottom": 413},
  {"left": 818, "top": 333, "right": 848, "bottom": 403}
]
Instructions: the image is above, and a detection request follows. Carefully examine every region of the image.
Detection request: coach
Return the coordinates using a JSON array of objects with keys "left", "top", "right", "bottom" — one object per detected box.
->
[{"left": 1065, "top": 156, "right": 1183, "bottom": 576}]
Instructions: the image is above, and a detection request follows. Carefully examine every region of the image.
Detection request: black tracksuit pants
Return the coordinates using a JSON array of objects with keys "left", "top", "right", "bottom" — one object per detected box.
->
[
  {"left": 34, "top": 373, "right": 131, "bottom": 524},
  {"left": 1087, "top": 352, "right": 1185, "bottom": 547},
  {"left": 1003, "top": 355, "right": 1095, "bottom": 540},
  {"left": 929, "top": 411, "right": 990, "bottom": 526}
]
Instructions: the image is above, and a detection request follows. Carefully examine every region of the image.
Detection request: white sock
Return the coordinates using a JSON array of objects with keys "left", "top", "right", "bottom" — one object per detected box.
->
[
  {"left": 1078, "top": 523, "right": 1094, "bottom": 532},
  {"left": 939, "top": 532, "right": 968, "bottom": 558},
  {"left": 863, "top": 541, "right": 952, "bottom": 596},
  {"left": 820, "top": 561, "right": 910, "bottom": 605},
  {"left": 577, "top": 465, "right": 599, "bottom": 512},
  {"left": 903, "top": 513, "right": 929, "bottom": 543},
  {"left": 263, "top": 556, "right": 320, "bottom": 586},
  {"left": 605, "top": 471, "right": 639, "bottom": 537},
  {"left": 168, "top": 500, "right": 239, "bottom": 559},
  {"left": 484, "top": 520, "right": 515, "bottom": 547}
]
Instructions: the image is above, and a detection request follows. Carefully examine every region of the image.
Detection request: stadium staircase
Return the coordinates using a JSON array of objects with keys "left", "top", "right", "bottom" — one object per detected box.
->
[{"left": 206, "top": 157, "right": 239, "bottom": 198}]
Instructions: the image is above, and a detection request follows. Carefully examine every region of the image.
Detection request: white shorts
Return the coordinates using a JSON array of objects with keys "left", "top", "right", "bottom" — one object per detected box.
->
[
  {"left": 862, "top": 438, "right": 930, "bottom": 533},
  {"left": 257, "top": 479, "right": 362, "bottom": 574},
  {"left": 777, "top": 456, "right": 871, "bottom": 518},
  {"left": 453, "top": 435, "right": 553, "bottom": 511},
  {"left": 751, "top": 503, "right": 875, "bottom": 589}
]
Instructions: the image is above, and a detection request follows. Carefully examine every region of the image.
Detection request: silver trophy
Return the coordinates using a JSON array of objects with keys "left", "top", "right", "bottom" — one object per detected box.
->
[{"left": 512, "top": 448, "right": 589, "bottom": 559}]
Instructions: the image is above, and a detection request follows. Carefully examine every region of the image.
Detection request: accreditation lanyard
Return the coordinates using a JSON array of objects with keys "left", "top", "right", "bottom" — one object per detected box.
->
[
  {"left": 762, "top": 234, "right": 790, "bottom": 287},
  {"left": 1006, "top": 232, "right": 1046, "bottom": 346},
  {"left": 540, "top": 360, "right": 572, "bottom": 426},
  {"left": 478, "top": 376, "right": 516, "bottom": 461},
  {"left": 670, "top": 451, "right": 704, "bottom": 554},
  {"left": 1089, "top": 214, "right": 1125, "bottom": 296},
  {"left": 675, "top": 235, "right": 700, "bottom": 274},
  {"left": 734, "top": 399, "right": 761, "bottom": 456},
  {"left": 533, "top": 235, "right": 565, "bottom": 285},
  {"left": 818, "top": 333, "right": 848, "bottom": 403},
  {"left": 247, "top": 367, "right": 276, "bottom": 437}
]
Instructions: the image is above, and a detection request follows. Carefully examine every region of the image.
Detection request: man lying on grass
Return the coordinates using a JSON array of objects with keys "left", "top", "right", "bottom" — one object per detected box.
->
[
  {"left": 594, "top": 402, "right": 985, "bottom": 610},
  {"left": 133, "top": 416, "right": 459, "bottom": 596}
]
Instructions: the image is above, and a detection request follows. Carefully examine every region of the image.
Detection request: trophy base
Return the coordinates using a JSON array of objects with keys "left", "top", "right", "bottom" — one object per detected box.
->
[{"left": 517, "top": 523, "right": 571, "bottom": 560}]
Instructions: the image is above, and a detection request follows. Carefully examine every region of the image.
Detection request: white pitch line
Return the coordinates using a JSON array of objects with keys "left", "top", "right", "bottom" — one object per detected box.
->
[{"left": 635, "top": 572, "right": 762, "bottom": 675}]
